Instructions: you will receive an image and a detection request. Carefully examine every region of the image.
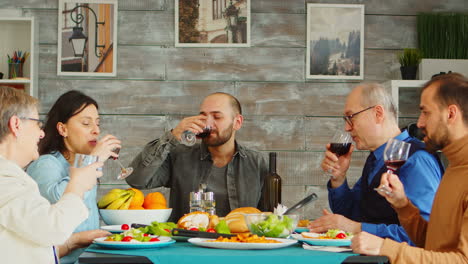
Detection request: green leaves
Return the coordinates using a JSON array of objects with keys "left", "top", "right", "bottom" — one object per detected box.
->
[
  {"left": 417, "top": 12, "right": 468, "bottom": 59},
  {"left": 398, "top": 48, "right": 422, "bottom": 66}
]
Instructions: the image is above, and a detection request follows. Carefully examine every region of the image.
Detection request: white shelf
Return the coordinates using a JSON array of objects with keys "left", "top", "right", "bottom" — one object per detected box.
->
[
  {"left": 0, "top": 16, "right": 38, "bottom": 98},
  {"left": 383, "top": 80, "right": 428, "bottom": 121}
]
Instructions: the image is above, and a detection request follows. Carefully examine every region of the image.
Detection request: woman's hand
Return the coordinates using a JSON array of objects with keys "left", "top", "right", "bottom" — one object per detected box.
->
[{"left": 91, "top": 134, "right": 121, "bottom": 161}]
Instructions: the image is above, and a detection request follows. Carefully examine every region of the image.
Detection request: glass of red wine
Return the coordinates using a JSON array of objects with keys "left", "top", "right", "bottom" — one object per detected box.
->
[
  {"left": 325, "top": 130, "right": 352, "bottom": 177},
  {"left": 374, "top": 138, "right": 411, "bottom": 195},
  {"left": 110, "top": 148, "right": 134, "bottom": 180},
  {"left": 181, "top": 126, "right": 212, "bottom": 146}
]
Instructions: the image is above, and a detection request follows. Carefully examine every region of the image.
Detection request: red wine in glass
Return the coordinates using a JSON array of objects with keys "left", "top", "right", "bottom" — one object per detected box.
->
[
  {"left": 196, "top": 126, "right": 212, "bottom": 138},
  {"left": 330, "top": 142, "right": 352, "bottom": 156},
  {"left": 384, "top": 159, "right": 406, "bottom": 172}
]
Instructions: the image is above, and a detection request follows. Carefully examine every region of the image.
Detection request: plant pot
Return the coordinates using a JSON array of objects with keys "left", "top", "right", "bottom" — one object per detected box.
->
[{"left": 400, "top": 66, "right": 418, "bottom": 80}]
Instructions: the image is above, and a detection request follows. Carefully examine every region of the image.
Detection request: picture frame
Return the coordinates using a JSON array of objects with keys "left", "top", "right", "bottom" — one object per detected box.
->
[
  {"left": 306, "top": 4, "right": 364, "bottom": 80},
  {"left": 57, "top": 0, "right": 117, "bottom": 76},
  {"left": 175, "top": 0, "right": 250, "bottom": 47}
]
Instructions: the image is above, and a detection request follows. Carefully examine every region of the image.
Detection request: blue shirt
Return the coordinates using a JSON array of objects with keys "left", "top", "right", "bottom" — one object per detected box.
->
[
  {"left": 27, "top": 152, "right": 99, "bottom": 264},
  {"left": 328, "top": 130, "right": 443, "bottom": 244}
]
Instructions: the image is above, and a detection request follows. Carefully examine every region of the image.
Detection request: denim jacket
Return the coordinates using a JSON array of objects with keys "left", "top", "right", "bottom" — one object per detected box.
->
[{"left": 127, "top": 131, "right": 268, "bottom": 221}]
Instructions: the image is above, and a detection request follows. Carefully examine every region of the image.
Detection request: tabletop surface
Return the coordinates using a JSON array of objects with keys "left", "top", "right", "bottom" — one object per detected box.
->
[{"left": 78, "top": 240, "right": 388, "bottom": 264}]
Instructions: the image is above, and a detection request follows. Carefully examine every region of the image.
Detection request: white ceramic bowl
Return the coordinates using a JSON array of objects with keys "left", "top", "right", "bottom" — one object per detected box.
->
[{"left": 99, "top": 208, "right": 172, "bottom": 225}]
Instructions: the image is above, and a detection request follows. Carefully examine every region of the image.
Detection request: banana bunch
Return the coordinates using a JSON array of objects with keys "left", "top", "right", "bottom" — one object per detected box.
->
[{"left": 98, "top": 189, "right": 135, "bottom": 210}]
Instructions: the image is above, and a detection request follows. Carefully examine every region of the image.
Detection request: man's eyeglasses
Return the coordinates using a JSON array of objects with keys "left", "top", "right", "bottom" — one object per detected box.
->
[
  {"left": 20, "top": 117, "right": 45, "bottom": 129},
  {"left": 342, "top": 106, "right": 375, "bottom": 127}
]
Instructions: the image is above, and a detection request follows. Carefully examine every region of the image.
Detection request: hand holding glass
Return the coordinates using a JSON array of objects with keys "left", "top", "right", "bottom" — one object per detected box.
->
[
  {"left": 181, "top": 126, "right": 212, "bottom": 146},
  {"left": 325, "top": 130, "right": 352, "bottom": 177},
  {"left": 74, "top": 154, "right": 100, "bottom": 183},
  {"left": 374, "top": 138, "right": 411, "bottom": 195}
]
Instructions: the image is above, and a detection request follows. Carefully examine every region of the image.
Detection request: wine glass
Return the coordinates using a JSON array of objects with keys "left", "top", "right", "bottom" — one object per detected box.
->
[
  {"left": 325, "top": 130, "right": 352, "bottom": 177},
  {"left": 181, "top": 126, "right": 212, "bottom": 146},
  {"left": 374, "top": 138, "right": 411, "bottom": 194},
  {"left": 110, "top": 148, "right": 134, "bottom": 180}
]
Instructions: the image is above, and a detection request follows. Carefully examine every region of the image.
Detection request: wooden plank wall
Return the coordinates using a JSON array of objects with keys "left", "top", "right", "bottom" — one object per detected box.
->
[{"left": 2, "top": 0, "right": 466, "bottom": 220}]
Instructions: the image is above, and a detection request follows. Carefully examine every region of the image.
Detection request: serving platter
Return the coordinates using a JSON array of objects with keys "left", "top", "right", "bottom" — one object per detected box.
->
[
  {"left": 93, "top": 236, "right": 175, "bottom": 249},
  {"left": 188, "top": 237, "right": 298, "bottom": 250}
]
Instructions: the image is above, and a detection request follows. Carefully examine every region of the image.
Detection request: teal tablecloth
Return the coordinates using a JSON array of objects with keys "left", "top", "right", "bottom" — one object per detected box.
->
[{"left": 85, "top": 241, "right": 356, "bottom": 264}]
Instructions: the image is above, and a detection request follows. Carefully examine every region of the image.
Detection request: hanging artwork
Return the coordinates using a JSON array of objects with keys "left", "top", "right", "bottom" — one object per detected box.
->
[
  {"left": 175, "top": 0, "right": 251, "bottom": 47},
  {"left": 57, "top": 0, "right": 117, "bottom": 76},
  {"left": 306, "top": 4, "right": 364, "bottom": 80}
]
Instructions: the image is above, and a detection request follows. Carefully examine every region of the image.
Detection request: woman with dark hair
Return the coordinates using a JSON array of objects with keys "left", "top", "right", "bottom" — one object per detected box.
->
[{"left": 27, "top": 90, "right": 121, "bottom": 264}]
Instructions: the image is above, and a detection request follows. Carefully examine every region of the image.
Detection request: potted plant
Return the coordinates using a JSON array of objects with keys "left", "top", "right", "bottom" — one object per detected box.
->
[{"left": 398, "top": 48, "right": 422, "bottom": 80}]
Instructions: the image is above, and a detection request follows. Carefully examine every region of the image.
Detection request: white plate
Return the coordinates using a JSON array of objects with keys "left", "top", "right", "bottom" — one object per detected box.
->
[
  {"left": 291, "top": 233, "right": 351, "bottom": 247},
  {"left": 100, "top": 225, "right": 126, "bottom": 233},
  {"left": 188, "top": 237, "right": 298, "bottom": 250},
  {"left": 93, "top": 236, "right": 175, "bottom": 249}
]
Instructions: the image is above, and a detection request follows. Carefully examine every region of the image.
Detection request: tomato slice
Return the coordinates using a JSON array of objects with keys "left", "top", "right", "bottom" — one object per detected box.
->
[
  {"left": 336, "top": 233, "right": 346, "bottom": 239},
  {"left": 121, "top": 236, "right": 133, "bottom": 242},
  {"left": 206, "top": 228, "right": 216, "bottom": 233},
  {"left": 149, "top": 237, "right": 160, "bottom": 242},
  {"left": 121, "top": 224, "right": 130, "bottom": 230},
  {"left": 189, "top": 227, "right": 199, "bottom": 231}
]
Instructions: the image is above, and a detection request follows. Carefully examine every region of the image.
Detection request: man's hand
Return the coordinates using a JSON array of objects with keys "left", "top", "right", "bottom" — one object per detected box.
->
[
  {"left": 321, "top": 144, "right": 354, "bottom": 188},
  {"left": 171, "top": 115, "right": 207, "bottom": 140},
  {"left": 308, "top": 209, "right": 362, "bottom": 234},
  {"left": 351, "top": 231, "right": 384, "bottom": 255},
  {"left": 376, "top": 172, "right": 409, "bottom": 209}
]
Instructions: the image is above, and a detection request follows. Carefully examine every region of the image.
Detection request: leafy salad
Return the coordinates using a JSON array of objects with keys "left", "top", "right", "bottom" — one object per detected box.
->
[
  {"left": 104, "top": 221, "right": 177, "bottom": 242},
  {"left": 249, "top": 214, "right": 295, "bottom": 238}
]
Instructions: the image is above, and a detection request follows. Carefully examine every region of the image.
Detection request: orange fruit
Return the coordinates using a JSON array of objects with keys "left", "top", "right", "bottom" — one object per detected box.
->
[
  {"left": 128, "top": 205, "right": 145, "bottom": 210},
  {"left": 127, "top": 188, "right": 144, "bottom": 208},
  {"left": 143, "top": 192, "right": 167, "bottom": 209}
]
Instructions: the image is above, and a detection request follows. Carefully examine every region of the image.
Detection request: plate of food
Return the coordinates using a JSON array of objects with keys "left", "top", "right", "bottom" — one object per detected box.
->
[
  {"left": 188, "top": 234, "right": 298, "bottom": 250},
  {"left": 100, "top": 224, "right": 128, "bottom": 233},
  {"left": 93, "top": 235, "right": 175, "bottom": 249},
  {"left": 291, "top": 229, "right": 353, "bottom": 247}
]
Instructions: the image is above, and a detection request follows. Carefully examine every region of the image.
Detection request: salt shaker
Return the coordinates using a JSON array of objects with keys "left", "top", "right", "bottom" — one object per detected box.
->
[
  {"left": 189, "top": 192, "right": 203, "bottom": 212},
  {"left": 203, "top": 192, "right": 216, "bottom": 215}
]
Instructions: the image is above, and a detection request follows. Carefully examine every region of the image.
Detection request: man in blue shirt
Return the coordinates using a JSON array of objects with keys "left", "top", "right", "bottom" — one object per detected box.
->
[{"left": 309, "top": 83, "right": 444, "bottom": 244}]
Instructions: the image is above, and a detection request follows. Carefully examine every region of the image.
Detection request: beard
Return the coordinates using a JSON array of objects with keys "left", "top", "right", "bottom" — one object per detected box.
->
[
  {"left": 203, "top": 124, "right": 234, "bottom": 147},
  {"left": 423, "top": 123, "right": 451, "bottom": 153}
]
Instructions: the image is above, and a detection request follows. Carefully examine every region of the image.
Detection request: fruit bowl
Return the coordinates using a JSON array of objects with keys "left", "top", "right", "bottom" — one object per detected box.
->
[
  {"left": 99, "top": 208, "right": 172, "bottom": 225},
  {"left": 244, "top": 213, "right": 298, "bottom": 238}
]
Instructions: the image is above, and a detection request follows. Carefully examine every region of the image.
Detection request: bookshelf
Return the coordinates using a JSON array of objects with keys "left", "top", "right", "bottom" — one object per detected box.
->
[{"left": 0, "top": 16, "right": 38, "bottom": 97}]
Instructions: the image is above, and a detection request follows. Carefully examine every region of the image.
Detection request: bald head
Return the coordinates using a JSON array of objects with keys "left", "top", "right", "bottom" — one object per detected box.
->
[{"left": 203, "top": 92, "right": 242, "bottom": 116}]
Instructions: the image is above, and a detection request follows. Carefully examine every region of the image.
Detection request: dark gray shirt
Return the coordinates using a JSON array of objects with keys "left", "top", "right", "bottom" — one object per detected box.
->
[
  {"left": 207, "top": 165, "right": 230, "bottom": 217},
  {"left": 126, "top": 131, "right": 268, "bottom": 221}
]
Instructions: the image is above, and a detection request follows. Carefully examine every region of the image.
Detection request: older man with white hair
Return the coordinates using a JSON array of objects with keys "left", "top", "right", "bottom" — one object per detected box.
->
[{"left": 309, "top": 83, "right": 444, "bottom": 245}]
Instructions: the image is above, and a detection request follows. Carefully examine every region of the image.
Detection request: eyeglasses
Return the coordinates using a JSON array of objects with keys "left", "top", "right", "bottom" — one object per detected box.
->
[
  {"left": 342, "top": 106, "right": 375, "bottom": 127},
  {"left": 20, "top": 117, "right": 45, "bottom": 129}
]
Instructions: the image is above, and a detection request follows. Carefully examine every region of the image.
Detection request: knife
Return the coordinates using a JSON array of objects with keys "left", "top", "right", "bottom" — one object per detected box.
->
[{"left": 171, "top": 228, "right": 237, "bottom": 239}]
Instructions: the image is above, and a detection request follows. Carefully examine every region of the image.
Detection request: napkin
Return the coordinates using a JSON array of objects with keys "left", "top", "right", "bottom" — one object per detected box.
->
[{"left": 302, "top": 243, "right": 352, "bottom": 253}]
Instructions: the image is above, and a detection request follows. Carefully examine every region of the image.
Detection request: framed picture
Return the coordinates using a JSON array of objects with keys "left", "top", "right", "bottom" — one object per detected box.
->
[
  {"left": 57, "top": 0, "right": 117, "bottom": 76},
  {"left": 306, "top": 4, "right": 364, "bottom": 80},
  {"left": 175, "top": 0, "right": 250, "bottom": 47}
]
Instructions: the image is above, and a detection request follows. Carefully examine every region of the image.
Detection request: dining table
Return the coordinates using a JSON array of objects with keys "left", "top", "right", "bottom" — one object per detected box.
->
[{"left": 78, "top": 240, "right": 390, "bottom": 264}]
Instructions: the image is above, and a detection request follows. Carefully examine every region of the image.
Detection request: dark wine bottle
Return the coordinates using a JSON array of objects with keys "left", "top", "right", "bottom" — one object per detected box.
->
[{"left": 263, "top": 152, "right": 282, "bottom": 212}]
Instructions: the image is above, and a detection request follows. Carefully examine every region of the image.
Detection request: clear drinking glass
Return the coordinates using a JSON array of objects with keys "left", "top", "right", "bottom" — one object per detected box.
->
[
  {"left": 374, "top": 138, "right": 411, "bottom": 194},
  {"left": 110, "top": 148, "right": 134, "bottom": 180},
  {"left": 74, "top": 154, "right": 100, "bottom": 184},
  {"left": 180, "top": 126, "right": 212, "bottom": 146},
  {"left": 325, "top": 130, "right": 352, "bottom": 177}
]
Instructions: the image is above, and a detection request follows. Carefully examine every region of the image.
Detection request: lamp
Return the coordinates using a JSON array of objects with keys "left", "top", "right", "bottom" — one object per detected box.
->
[
  {"left": 225, "top": 1, "right": 239, "bottom": 27},
  {"left": 68, "top": 4, "right": 105, "bottom": 57}
]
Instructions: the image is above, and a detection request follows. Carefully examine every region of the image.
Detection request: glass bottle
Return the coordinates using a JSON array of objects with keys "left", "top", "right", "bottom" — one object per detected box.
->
[{"left": 263, "top": 152, "right": 282, "bottom": 212}]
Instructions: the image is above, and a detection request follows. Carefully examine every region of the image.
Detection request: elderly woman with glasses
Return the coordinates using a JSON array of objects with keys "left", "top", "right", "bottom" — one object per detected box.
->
[
  {"left": 0, "top": 86, "right": 104, "bottom": 263},
  {"left": 308, "top": 83, "right": 444, "bottom": 245},
  {"left": 27, "top": 90, "right": 121, "bottom": 264}
]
